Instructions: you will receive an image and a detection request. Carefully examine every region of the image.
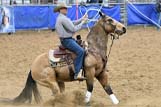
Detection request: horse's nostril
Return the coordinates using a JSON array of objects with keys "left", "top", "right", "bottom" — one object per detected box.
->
[{"left": 122, "top": 27, "right": 126, "bottom": 33}]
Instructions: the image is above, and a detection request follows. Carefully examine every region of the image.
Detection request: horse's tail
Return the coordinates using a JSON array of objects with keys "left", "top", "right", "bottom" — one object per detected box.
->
[{"left": 13, "top": 70, "right": 42, "bottom": 104}]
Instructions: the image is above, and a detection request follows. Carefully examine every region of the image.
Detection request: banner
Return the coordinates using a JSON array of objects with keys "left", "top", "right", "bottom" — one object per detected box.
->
[
  {"left": 0, "top": 6, "right": 15, "bottom": 33},
  {"left": 13, "top": 5, "right": 120, "bottom": 30},
  {"left": 1, "top": 4, "right": 159, "bottom": 32},
  {"left": 77, "top": 5, "right": 121, "bottom": 27},
  {"left": 48, "top": 5, "right": 121, "bottom": 28},
  {"left": 78, "top": 5, "right": 103, "bottom": 27},
  {"left": 14, "top": 6, "right": 49, "bottom": 30},
  {"left": 127, "top": 4, "right": 158, "bottom": 25},
  {"left": 48, "top": 6, "right": 59, "bottom": 29}
]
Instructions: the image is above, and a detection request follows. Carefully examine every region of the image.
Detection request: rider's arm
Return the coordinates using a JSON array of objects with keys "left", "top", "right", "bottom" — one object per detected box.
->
[
  {"left": 73, "top": 14, "right": 88, "bottom": 25},
  {"left": 73, "top": 18, "right": 83, "bottom": 25},
  {"left": 62, "top": 17, "right": 84, "bottom": 33}
]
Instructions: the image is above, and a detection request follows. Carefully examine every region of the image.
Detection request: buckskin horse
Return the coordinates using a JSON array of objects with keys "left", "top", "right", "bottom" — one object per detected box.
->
[{"left": 4, "top": 12, "right": 126, "bottom": 105}]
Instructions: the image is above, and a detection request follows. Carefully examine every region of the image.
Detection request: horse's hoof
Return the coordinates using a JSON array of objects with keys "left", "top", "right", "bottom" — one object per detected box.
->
[
  {"left": 109, "top": 94, "right": 119, "bottom": 105},
  {"left": 85, "top": 102, "right": 91, "bottom": 107}
]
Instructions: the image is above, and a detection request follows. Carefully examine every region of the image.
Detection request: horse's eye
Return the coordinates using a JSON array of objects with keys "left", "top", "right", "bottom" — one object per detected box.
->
[{"left": 107, "top": 19, "right": 113, "bottom": 23}]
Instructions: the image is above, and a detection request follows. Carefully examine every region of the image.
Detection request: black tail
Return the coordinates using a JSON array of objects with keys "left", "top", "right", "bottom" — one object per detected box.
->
[{"left": 13, "top": 70, "right": 42, "bottom": 104}]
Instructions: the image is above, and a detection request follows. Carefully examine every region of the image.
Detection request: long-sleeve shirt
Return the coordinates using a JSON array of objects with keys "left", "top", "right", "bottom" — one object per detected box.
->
[{"left": 55, "top": 13, "right": 84, "bottom": 38}]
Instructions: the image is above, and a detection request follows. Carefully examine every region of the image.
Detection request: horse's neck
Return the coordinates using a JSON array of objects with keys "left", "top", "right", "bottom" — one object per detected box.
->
[{"left": 87, "top": 24, "right": 109, "bottom": 58}]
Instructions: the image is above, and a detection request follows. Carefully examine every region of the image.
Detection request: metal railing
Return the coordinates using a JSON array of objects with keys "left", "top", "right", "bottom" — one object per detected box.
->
[
  {"left": 0, "top": 0, "right": 157, "bottom": 5},
  {"left": 0, "top": 0, "right": 158, "bottom": 28}
]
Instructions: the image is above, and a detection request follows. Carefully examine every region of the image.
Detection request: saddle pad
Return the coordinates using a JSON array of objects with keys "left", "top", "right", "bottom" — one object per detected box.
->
[{"left": 49, "top": 50, "right": 61, "bottom": 62}]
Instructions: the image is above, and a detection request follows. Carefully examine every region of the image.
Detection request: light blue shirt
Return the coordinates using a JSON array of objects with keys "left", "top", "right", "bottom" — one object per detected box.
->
[{"left": 55, "top": 13, "right": 84, "bottom": 38}]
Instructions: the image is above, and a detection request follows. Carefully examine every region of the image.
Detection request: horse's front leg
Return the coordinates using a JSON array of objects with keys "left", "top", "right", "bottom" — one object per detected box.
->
[
  {"left": 85, "top": 67, "right": 95, "bottom": 105},
  {"left": 96, "top": 71, "right": 119, "bottom": 105},
  {"left": 58, "top": 81, "right": 65, "bottom": 93}
]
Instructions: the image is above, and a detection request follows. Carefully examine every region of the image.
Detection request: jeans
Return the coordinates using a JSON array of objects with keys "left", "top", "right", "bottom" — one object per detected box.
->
[{"left": 60, "top": 38, "right": 85, "bottom": 76}]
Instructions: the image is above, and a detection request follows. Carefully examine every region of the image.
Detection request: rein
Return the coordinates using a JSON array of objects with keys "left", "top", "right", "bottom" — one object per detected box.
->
[
  {"left": 102, "top": 21, "right": 119, "bottom": 69},
  {"left": 106, "top": 34, "right": 115, "bottom": 64},
  {"left": 101, "top": 33, "right": 115, "bottom": 72},
  {"left": 87, "top": 20, "right": 120, "bottom": 74}
]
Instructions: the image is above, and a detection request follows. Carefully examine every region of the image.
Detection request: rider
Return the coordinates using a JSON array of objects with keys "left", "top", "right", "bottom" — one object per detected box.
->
[{"left": 54, "top": 3, "right": 88, "bottom": 80}]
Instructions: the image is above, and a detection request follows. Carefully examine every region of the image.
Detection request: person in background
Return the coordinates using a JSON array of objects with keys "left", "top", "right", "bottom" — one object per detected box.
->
[
  {"left": 156, "top": 0, "right": 161, "bottom": 30},
  {"left": 86, "top": 0, "right": 102, "bottom": 4},
  {"left": 89, "top": 0, "right": 98, "bottom": 3},
  {"left": 9, "top": 0, "right": 17, "bottom": 5},
  {"left": 13, "top": 0, "right": 17, "bottom": 4},
  {"left": 54, "top": 3, "right": 88, "bottom": 80},
  {"left": 98, "top": 0, "right": 103, "bottom": 3},
  {"left": 0, "top": 8, "right": 10, "bottom": 32},
  {"left": 86, "top": 0, "right": 90, "bottom": 3}
]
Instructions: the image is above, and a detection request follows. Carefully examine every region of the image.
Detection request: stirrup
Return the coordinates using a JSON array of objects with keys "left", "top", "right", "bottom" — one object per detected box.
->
[
  {"left": 74, "top": 76, "right": 87, "bottom": 81},
  {"left": 74, "top": 69, "right": 86, "bottom": 81}
]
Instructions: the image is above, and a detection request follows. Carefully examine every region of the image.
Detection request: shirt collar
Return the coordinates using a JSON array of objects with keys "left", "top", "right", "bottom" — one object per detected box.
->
[{"left": 59, "top": 13, "right": 66, "bottom": 17}]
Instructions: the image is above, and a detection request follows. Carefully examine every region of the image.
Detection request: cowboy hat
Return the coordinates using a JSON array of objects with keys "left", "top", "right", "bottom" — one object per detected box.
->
[{"left": 54, "top": 3, "right": 67, "bottom": 12}]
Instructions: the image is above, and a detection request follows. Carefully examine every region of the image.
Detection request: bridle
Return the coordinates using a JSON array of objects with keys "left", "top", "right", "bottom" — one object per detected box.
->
[
  {"left": 101, "top": 18, "right": 120, "bottom": 70},
  {"left": 102, "top": 19, "right": 117, "bottom": 36}
]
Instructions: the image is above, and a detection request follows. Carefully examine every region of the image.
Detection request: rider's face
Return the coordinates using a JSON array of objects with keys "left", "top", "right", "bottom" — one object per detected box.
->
[
  {"left": 60, "top": 8, "right": 67, "bottom": 15},
  {"left": 3, "top": 16, "right": 9, "bottom": 26}
]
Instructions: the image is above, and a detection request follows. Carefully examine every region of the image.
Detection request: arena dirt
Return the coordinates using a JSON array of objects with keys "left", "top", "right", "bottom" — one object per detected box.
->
[{"left": 0, "top": 27, "right": 161, "bottom": 107}]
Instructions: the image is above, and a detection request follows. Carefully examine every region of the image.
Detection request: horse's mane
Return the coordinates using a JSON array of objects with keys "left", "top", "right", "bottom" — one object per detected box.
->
[{"left": 87, "top": 20, "right": 109, "bottom": 58}]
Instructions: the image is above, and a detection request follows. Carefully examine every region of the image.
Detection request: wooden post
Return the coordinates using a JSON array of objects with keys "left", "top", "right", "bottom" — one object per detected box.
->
[{"left": 76, "top": 0, "right": 78, "bottom": 20}]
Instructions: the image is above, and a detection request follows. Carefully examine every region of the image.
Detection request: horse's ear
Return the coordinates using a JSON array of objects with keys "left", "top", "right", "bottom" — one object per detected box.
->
[{"left": 99, "top": 11, "right": 105, "bottom": 19}]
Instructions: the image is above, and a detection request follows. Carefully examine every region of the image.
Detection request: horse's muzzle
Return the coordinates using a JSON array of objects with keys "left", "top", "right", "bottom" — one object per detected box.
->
[
  {"left": 115, "top": 27, "right": 126, "bottom": 35},
  {"left": 122, "top": 27, "right": 126, "bottom": 34}
]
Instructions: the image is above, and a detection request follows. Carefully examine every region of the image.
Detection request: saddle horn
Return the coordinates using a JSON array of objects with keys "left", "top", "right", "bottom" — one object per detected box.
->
[
  {"left": 99, "top": 11, "right": 103, "bottom": 17},
  {"left": 99, "top": 11, "right": 105, "bottom": 18}
]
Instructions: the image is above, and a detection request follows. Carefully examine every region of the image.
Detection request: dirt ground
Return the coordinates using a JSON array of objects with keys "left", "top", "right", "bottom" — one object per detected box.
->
[{"left": 0, "top": 27, "right": 161, "bottom": 107}]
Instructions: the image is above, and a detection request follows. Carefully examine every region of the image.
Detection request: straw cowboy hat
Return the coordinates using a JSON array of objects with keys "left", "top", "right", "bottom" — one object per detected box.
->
[{"left": 54, "top": 3, "right": 68, "bottom": 12}]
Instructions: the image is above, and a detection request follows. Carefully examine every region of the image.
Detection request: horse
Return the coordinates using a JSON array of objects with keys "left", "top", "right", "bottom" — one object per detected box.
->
[{"left": 10, "top": 12, "right": 126, "bottom": 105}]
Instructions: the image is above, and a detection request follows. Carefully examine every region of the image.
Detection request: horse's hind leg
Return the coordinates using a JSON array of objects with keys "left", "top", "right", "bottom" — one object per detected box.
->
[
  {"left": 58, "top": 82, "right": 65, "bottom": 93},
  {"left": 40, "top": 67, "right": 60, "bottom": 95},
  {"left": 96, "top": 71, "right": 119, "bottom": 105},
  {"left": 46, "top": 80, "right": 60, "bottom": 95}
]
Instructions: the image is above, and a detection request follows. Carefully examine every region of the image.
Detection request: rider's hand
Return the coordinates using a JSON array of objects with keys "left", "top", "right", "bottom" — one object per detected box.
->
[
  {"left": 82, "top": 14, "right": 88, "bottom": 24},
  {"left": 83, "top": 14, "right": 88, "bottom": 19},
  {"left": 82, "top": 18, "right": 88, "bottom": 24}
]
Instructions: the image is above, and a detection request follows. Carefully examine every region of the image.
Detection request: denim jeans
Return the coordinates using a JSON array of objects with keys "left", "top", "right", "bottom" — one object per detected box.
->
[{"left": 60, "top": 38, "right": 85, "bottom": 76}]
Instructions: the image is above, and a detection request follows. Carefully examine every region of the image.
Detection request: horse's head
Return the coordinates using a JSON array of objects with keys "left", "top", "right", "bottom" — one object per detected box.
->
[{"left": 98, "top": 12, "right": 126, "bottom": 37}]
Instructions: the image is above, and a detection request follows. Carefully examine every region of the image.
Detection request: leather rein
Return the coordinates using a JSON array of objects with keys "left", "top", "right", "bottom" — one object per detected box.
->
[{"left": 101, "top": 20, "right": 120, "bottom": 70}]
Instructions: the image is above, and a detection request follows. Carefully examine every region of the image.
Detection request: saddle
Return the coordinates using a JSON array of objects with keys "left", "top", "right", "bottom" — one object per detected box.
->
[
  {"left": 48, "top": 35, "right": 88, "bottom": 81},
  {"left": 49, "top": 35, "right": 87, "bottom": 68},
  {"left": 54, "top": 45, "right": 72, "bottom": 58},
  {"left": 49, "top": 45, "right": 73, "bottom": 68}
]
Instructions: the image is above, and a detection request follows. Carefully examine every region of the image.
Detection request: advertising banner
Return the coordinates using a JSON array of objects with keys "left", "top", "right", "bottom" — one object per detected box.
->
[{"left": 0, "top": 6, "right": 15, "bottom": 33}]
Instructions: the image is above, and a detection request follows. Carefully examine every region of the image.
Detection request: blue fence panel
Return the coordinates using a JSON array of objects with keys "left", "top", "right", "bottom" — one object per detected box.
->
[
  {"left": 67, "top": 5, "right": 78, "bottom": 20},
  {"left": 78, "top": 5, "right": 101, "bottom": 27},
  {"left": 13, "top": 5, "right": 121, "bottom": 30},
  {"left": 127, "top": 4, "right": 158, "bottom": 25},
  {"left": 101, "top": 5, "right": 121, "bottom": 22},
  {"left": 14, "top": 6, "right": 49, "bottom": 30},
  {"left": 77, "top": 5, "right": 121, "bottom": 28},
  {"left": 48, "top": 6, "right": 58, "bottom": 29},
  {"left": 3, "top": 4, "right": 159, "bottom": 32}
]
